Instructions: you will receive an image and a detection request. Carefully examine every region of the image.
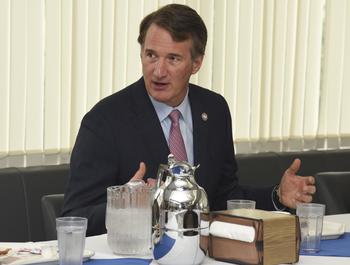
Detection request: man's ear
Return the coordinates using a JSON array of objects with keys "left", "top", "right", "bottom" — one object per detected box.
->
[{"left": 192, "top": 55, "right": 204, "bottom": 74}]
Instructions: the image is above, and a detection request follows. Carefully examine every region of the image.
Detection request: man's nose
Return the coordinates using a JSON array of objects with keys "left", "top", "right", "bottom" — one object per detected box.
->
[{"left": 154, "top": 59, "right": 167, "bottom": 78}]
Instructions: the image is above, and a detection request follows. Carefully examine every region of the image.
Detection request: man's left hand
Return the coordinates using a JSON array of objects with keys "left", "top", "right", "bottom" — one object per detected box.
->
[{"left": 278, "top": 158, "right": 316, "bottom": 209}]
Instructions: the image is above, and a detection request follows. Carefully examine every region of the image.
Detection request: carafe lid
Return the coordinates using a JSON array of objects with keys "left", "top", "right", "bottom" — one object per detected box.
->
[{"left": 167, "top": 154, "right": 198, "bottom": 178}]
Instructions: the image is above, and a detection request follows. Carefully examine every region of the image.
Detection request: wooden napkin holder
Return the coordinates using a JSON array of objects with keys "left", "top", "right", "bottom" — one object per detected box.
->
[{"left": 208, "top": 209, "right": 300, "bottom": 265}]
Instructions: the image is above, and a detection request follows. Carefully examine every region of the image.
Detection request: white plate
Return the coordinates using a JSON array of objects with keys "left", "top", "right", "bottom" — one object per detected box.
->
[{"left": 321, "top": 221, "right": 346, "bottom": 240}]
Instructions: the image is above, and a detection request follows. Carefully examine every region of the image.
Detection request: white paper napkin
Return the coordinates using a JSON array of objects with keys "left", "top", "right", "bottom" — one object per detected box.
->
[
  {"left": 322, "top": 221, "right": 346, "bottom": 240},
  {"left": 209, "top": 221, "right": 255, "bottom": 243}
]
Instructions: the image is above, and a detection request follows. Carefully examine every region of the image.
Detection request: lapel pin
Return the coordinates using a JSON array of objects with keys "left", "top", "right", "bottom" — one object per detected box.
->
[{"left": 201, "top": 112, "right": 208, "bottom": 121}]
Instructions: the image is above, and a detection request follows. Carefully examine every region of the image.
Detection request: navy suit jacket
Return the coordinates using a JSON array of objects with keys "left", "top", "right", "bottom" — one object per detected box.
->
[{"left": 62, "top": 78, "right": 275, "bottom": 236}]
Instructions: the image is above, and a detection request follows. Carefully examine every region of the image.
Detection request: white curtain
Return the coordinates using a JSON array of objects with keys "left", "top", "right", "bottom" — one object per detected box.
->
[{"left": 0, "top": 0, "right": 349, "bottom": 168}]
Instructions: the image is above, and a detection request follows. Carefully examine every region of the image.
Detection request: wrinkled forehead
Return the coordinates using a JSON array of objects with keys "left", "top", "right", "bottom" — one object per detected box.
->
[{"left": 142, "top": 24, "right": 195, "bottom": 58}]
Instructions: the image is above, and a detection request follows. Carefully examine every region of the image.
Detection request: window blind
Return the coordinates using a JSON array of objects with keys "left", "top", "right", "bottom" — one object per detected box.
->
[{"left": 0, "top": 0, "right": 349, "bottom": 168}]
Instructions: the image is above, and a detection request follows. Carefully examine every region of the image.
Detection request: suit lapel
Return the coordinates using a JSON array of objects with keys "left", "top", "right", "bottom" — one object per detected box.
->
[
  {"left": 130, "top": 79, "right": 170, "bottom": 167},
  {"left": 189, "top": 86, "right": 210, "bottom": 169}
]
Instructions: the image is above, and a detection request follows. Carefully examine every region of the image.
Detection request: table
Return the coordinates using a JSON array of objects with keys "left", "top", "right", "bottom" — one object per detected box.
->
[
  {"left": 85, "top": 214, "right": 350, "bottom": 265},
  {"left": 1, "top": 214, "right": 349, "bottom": 265}
]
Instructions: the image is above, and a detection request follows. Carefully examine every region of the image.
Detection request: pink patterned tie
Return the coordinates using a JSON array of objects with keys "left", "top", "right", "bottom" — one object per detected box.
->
[{"left": 169, "top": 110, "right": 188, "bottom": 161}]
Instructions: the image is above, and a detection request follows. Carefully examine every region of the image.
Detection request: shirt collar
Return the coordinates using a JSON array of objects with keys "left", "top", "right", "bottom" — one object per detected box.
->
[{"left": 149, "top": 89, "right": 191, "bottom": 123}]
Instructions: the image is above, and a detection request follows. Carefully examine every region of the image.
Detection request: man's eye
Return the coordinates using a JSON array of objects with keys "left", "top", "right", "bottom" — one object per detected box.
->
[{"left": 169, "top": 56, "right": 180, "bottom": 63}]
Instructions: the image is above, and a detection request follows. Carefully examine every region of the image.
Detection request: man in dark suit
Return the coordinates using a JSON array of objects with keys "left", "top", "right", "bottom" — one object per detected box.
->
[{"left": 62, "top": 4, "right": 315, "bottom": 236}]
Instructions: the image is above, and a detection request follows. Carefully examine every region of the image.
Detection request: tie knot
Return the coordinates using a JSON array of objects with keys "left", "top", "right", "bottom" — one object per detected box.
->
[{"left": 169, "top": 109, "right": 181, "bottom": 124}]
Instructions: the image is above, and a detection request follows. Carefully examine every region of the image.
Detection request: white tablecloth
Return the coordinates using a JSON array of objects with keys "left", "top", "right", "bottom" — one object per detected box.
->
[{"left": 84, "top": 214, "right": 350, "bottom": 265}]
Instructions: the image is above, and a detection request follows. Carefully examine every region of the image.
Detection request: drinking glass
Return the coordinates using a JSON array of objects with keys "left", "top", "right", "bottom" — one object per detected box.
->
[
  {"left": 56, "top": 216, "right": 87, "bottom": 265},
  {"left": 296, "top": 203, "right": 325, "bottom": 253},
  {"left": 227, "top": 199, "right": 256, "bottom": 210}
]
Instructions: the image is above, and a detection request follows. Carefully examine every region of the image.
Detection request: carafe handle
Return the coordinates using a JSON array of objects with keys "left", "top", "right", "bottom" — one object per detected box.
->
[{"left": 156, "top": 164, "right": 168, "bottom": 189}]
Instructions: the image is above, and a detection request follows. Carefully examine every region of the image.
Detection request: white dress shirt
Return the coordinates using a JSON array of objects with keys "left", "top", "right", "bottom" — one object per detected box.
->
[{"left": 149, "top": 90, "right": 194, "bottom": 165}]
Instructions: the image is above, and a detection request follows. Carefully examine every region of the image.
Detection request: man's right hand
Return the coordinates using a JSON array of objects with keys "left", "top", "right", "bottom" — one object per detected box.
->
[
  {"left": 130, "top": 162, "right": 146, "bottom": 181},
  {"left": 129, "top": 162, "right": 157, "bottom": 187}
]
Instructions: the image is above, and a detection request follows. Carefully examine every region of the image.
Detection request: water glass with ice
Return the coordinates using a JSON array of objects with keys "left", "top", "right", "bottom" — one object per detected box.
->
[
  {"left": 56, "top": 216, "right": 88, "bottom": 265},
  {"left": 106, "top": 180, "right": 152, "bottom": 255},
  {"left": 296, "top": 203, "right": 325, "bottom": 253}
]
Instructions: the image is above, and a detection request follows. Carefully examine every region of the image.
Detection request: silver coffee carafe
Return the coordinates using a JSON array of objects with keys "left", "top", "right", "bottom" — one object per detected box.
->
[{"left": 152, "top": 154, "right": 209, "bottom": 265}]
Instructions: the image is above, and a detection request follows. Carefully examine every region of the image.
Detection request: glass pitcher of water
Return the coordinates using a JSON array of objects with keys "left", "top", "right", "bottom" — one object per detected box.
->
[{"left": 106, "top": 180, "right": 152, "bottom": 255}]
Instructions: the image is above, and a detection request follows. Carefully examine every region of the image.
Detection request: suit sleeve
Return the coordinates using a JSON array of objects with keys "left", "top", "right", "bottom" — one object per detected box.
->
[{"left": 62, "top": 109, "right": 119, "bottom": 236}]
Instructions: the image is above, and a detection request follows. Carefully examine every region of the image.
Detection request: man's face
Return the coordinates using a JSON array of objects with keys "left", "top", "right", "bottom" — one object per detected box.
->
[{"left": 141, "top": 24, "right": 203, "bottom": 107}]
